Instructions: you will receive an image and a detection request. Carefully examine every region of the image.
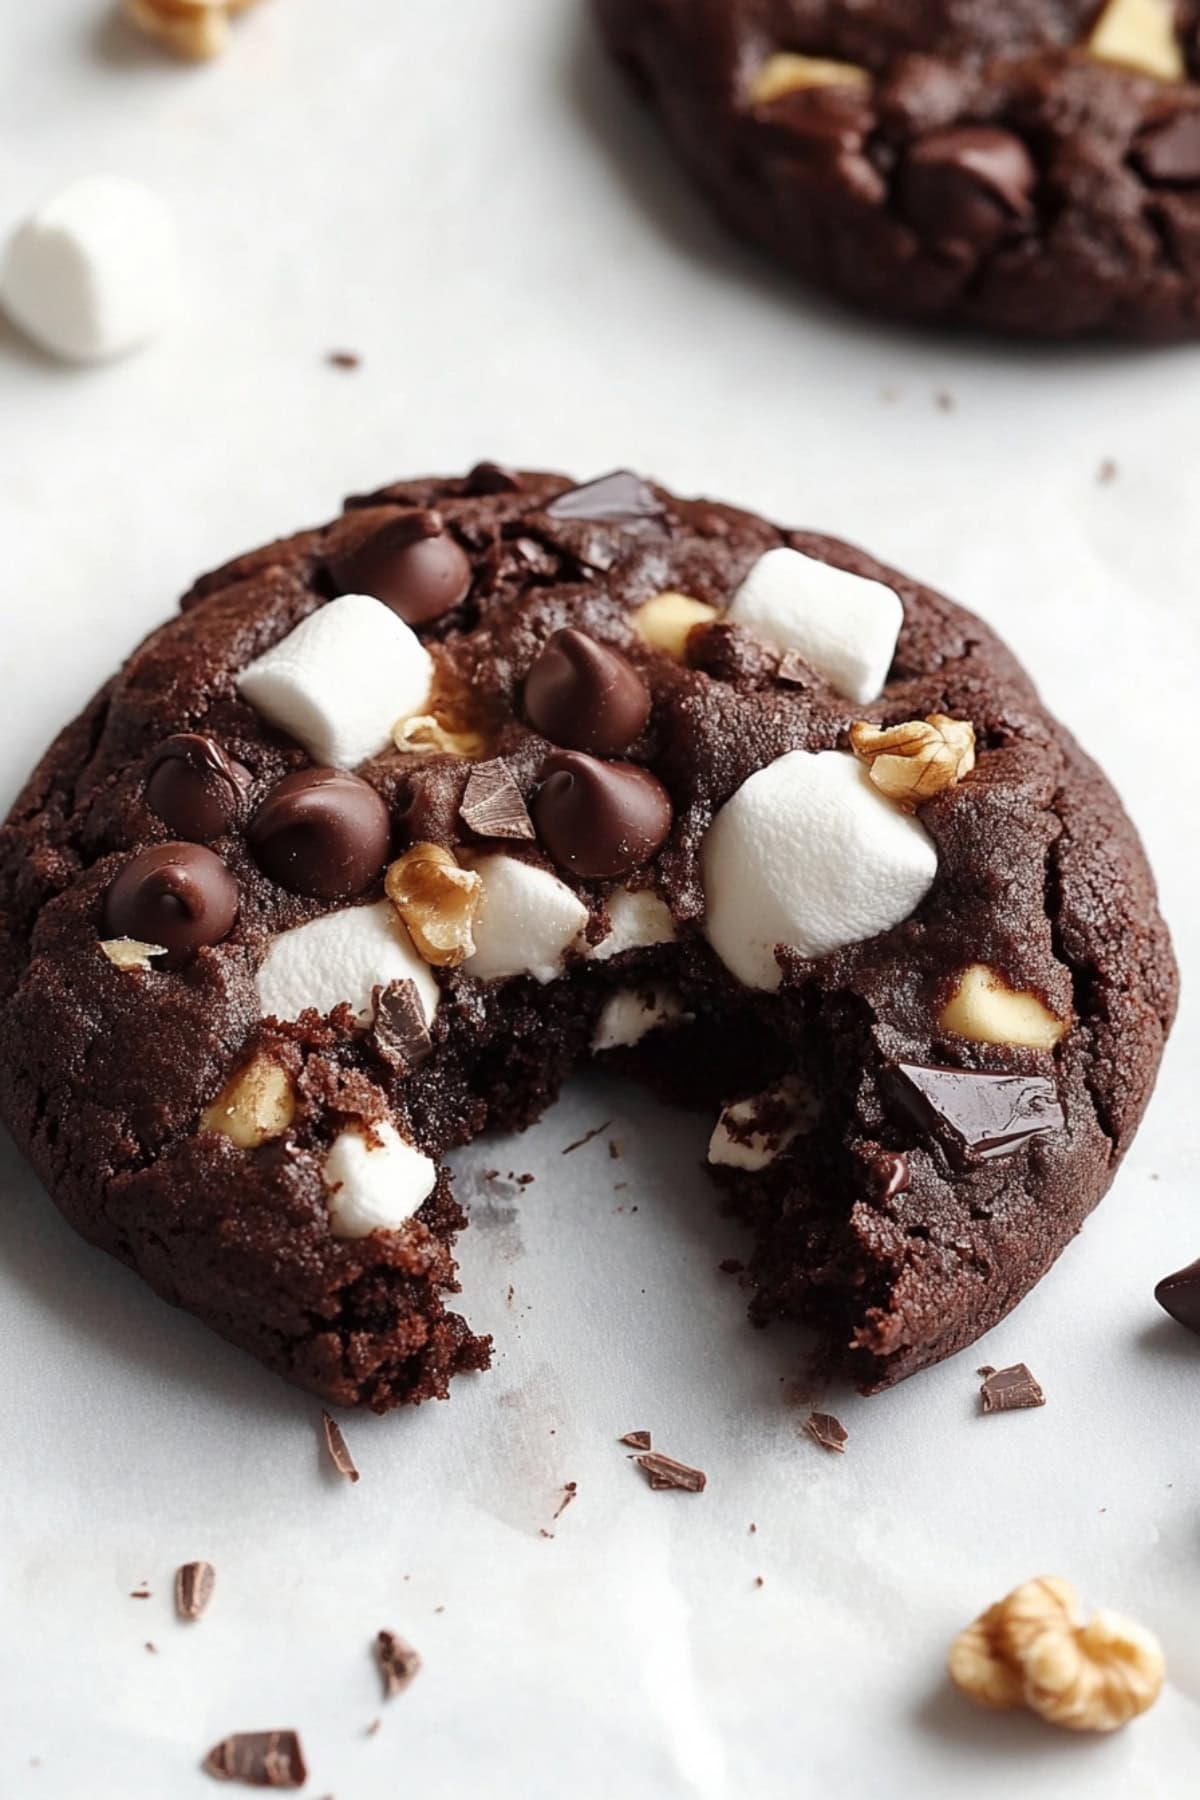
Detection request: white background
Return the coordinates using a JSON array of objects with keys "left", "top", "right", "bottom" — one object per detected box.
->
[{"left": 1, "top": 2, "right": 1199, "bottom": 1794}]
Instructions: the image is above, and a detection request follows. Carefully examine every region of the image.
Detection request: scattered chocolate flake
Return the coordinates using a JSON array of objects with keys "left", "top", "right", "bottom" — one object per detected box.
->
[
  {"left": 145, "top": 1641, "right": 158, "bottom": 1654},
  {"left": 775, "top": 649, "right": 810, "bottom": 686},
  {"left": 608, "top": 1139, "right": 620, "bottom": 1159},
  {"left": 327, "top": 350, "right": 361, "bottom": 370},
  {"left": 719, "top": 1258, "right": 744, "bottom": 1275},
  {"left": 1097, "top": 458, "right": 1118, "bottom": 484},
  {"left": 515, "top": 1172, "right": 534, "bottom": 1186},
  {"left": 365, "top": 1719, "right": 381, "bottom": 1738},
  {"left": 977, "top": 1365, "right": 996, "bottom": 1379},
  {"left": 321, "top": 1410, "right": 359, "bottom": 1483},
  {"left": 129, "top": 1587, "right": 151, "bottom": 1600},
  {"left": 803, "top": 1411, "right": 848, "bottom": 1454},
  {"left": 562, "top": 1119, "right": 612, "bottom": 1156},
  {"left": 979, "top": 1362, "right": 1045, "bottom": 1413},
  {"left": 935, "top": 389, "right": 957, "bottom": 412},
  {"left": 619, "top": 1430, "right": 652, "bottom": 1451},
  {"left": 175, "top": 1560, "right": 216, "bottom": 1622},
  {"left": 754, "top": 1576, "right": 764, "bottom": 1588},
  {"left": 371, "top": 979, "right": 432, "bottom": 1071},
  {"left": 749, "top": 1522, "right": 757, "bottom": 1534},
  {"left": 459, "top": 759, "right": 535, "bottom": 840},
  {"left": 539, "top": 1527, "right": 554, "bottom": 1539},
  {"left": 375, "top": 1630, "right": 422, "bottom": 1700},
  {"left": 635, "top": 1452, "right": 707, "bottom": 1493},
  {"left": 202, "top": 1731, "right": 307, "bottom": 1788},
  {"left": 506, "top": 1283, "right": 515, "bottom": 1306},
  {"left": 553, "top": 1481, "right": 578, "bottom": 1519}
]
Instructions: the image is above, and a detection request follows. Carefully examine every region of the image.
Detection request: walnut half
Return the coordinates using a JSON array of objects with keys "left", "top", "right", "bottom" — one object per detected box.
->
[
  {"left": 848, "top": 713, "right": 975, "bottom": 810},
  {"left": 385, "top": 843, "right": 482, "bottom": 968},
  {"left": 949, "top": 1577, "right": 1166, "bottom": 1733}
]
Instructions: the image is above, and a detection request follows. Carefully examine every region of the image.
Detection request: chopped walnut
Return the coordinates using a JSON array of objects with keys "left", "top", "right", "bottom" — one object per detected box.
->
[
  {"left": 749, "top": 51, "right": 873, "bottom": 105},
  {"left": 848, "top": 713, "right": 975, "bottom": 810},
  {"left": 121, "top": 0, "right": 264, "bottom": 61},
  {"left": 201, "top": 1054, "right": 295, "bottom": 1149},
  {"left": 1087, "top": 0, "right": 1184, "bottom": 82},
  {"left": 385, "top": 842, "right": 482, "bottom": 968},
  {"left": 100, "top": 938, "right": 167, "bottom": 971},
  {"left": 949, "top": 1577, "right": 1166, "bottom": 1733},
  {"left": 630, "top": 592, "right": 719, "bottom": 659},
  {"left": 393, "top": 713, "right": 489, "bottom": 759}
]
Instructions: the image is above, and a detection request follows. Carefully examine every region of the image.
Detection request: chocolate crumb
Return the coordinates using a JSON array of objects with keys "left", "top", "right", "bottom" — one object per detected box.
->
[
  {"left": 754, "top": 1576, "right": 764, "bottom": 1588},
  {"left": 365, "top": 1719, "right": 381, "bottom": 1738},
  {"left": 176, "top": 1560, "right": 216, "bottom": 1622},
  {"left": 375, "top": 1629, "right": 422, "bottom": 1699},
  {"left": 202, "top": 1730, "right": 307, "bottom": 1788},
  {"left": 371, "top": 979, "right": 432, "bottom": 1072},
  {"left": 977, "top": 1365, "right": 996, "bottom": 1379},
  {"left": 553, "top": 1481, "right": 578, "bottom": 1519},
  {"left": 608, "top": 1139, "right": 620, "bottom": 1159},
  {"left": 321, "top": 1410, "right": 359, "bottom": 1482},
  {"left": 539, "top": 1527, "right": 554, "bottom": 1539},
  {"left": 145, "top": 1641, "right": 158, "bottom": 1654},
  {"left": 619, "top": 1430, "right": 652, "bottom": 1451},
  {"left": 459, "top": 759, "right": 535, "bottom": 840},
  {"left": 635, "top": 1451, "right": 707, "bottom": 1493},
  {"left": 775, "top": 649, "right": 810, "bottom": 686},
  {"left": 562, "top": 1120, "right": 612, "bottom": 1156},
  {"left": 1097, "top": 458, "right": 1118, "bottom": 484},
  {"left": 327, "top": 351, "right": 361, "bottom": 370},
  {"left": 749, "top": 1523, "right": 757, "bottom": 1534},
  {"left": 718, "top": 1259, "right": 744, "bottom": 1275},
  {"left": 935, "top": 390, "right": 957, "bottom": 412},
  {"left": 803, "top": 1411, "right": 848, "bottom": 1454},
  {"left": 979, "top": 1362, "right": 1045, "bottom": 1413},
  {"left": 129, "top": 1587, "right": 151, "bottom": 1600}
]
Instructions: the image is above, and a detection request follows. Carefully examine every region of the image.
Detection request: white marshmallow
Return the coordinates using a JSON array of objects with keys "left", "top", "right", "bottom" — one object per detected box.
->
[
  {"left": 703, "top": 751, "right": 937, "bottom": 990},
  {"left": 323, "top": 1121, "right": 437, "bottom": 1239},
  {"left": 592, "top": 986, "right": 685, "bottom": 1052},
  {"left": 0, "top": 176, "right": 176, "bottom": 364},
  {"left": 586, "top": 887, "right": 677, "bottom": 962},
  {"left": 257, "top": 900, "right": 439, "bottom": 1027},
  {"left": 726, "top": 546, "right": 902, "bottom": 704},
  {"left": 708, "top": 1077, "right": 820, "bottom": 1171},
  {"left": 463, "top": 854, "right": 588, "bottom": 984},
  {"left": 238, "top": 594, "right": 432, "bottom": 769}
]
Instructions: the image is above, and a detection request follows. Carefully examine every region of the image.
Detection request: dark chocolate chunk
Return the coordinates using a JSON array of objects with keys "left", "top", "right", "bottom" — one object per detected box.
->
[
  {"left": 1154, "top": 1257, "right": 1200, "bottom": 1335},
  {"left": 459, "top": 758, "right": 535, "bottom": 840},
  {"left": 1133, "top": 112, "right": 1200, "bottom": 185},
  {"left": 248, "top": 769, "right": 390, "bottom": 900},
  {"left": 775, "top": 649, "right": 812, "bottom": 686},
  {"left": 884, "top": 1063, "right": 1064, "bottom": 1164},
  {"left": 327, "top": 350, "right": 361, "bottom": 369},
  {"left": 145, "top": 735, "right": 251, "bottom": 842},
  {"left": 375, "top": 1629, "right": 422, "bottom": 1699},
  {"left": 371, "top": 979, "right": 433, "bottom": 1072},
  {"left": 900, "top": 126, "right": 1036, "bottom": 248},
  {"left": 321, "top": 1410, "right": 359, "bottom": 1482},
  {"left": 533, "top": 751, "right": 672, "bottom": 879},
  {"left": 979, "top": 1362, "right": 1045, "bottom": 1413},
  {"left": 545, "top": 469, "right": 665, "bottom": 525},
  {"left": 635, "top": 1451, "right": 707, "bottom": 1491},
  {"left": 103, "top": 842, "right": 238, "bottom": 968},
  {"left": 524, "top": 629, "right": 651, "bottom": 756},
  {"left": 175, "top": 1560, "right": 216, "bottom": 1621},
  {"left": 464, "top": 460, "right": 523, "bottom": 495},
  {"left": 619, "top": 1430, "right": 652, "bottom": 1450},
  {"left": 803, "top": 1411, "right": 848, "bottom": 1454},
  {"left": 327, "top": 510, "right": 472, "bottom": 626},
  {"left": 202, "top": 1731, "right": 307, "bottom": 1788}
]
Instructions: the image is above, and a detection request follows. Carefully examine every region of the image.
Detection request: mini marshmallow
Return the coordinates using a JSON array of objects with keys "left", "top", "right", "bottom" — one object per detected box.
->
[
  {"left": 726, "top": 546, "right": 902, "bottom": 704},
  {"left": 592, "top": 986, "right": 685, "bottom": 1052},
  {"left": 586, "top": 887, "right": 677, "bottom": 962},
  {"left": 708, "top": 1077, "right": 820, "bottom": 1171},
  {"left": 703, "top": 751, "right": 937, "bottom": 990},
  {"left": 257, "top": 899, "right": 438, "bottom": 1027},
  {"left": 462, "top": 854, "right": 588, "bottom": 984},
  {"left": 323, "top": 1120, "right": 437, "bottom": 1239},
  {"left": 0, "top": 176, "right": 176, "bottom": 364},
  {"left": 238, "top": 594, "right": 432, "bottom": 769}
]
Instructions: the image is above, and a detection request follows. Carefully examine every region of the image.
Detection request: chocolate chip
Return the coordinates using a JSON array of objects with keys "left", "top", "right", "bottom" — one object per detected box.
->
[
  {"left": 803, "top": 1411, "right": 848, "bottom": 1454},
  {"left": 524, "top": 629, "right": 651, "bottom": 756},
  {"left": 1133, "top": 112, "right": 1200, "bottom": 184},
  {"left": 103, "top": 843, "right": 239, "bottom": 968},
  {"left": 321, "top": 1410, "right": 359, "bottom": 1482},
  {"left": 326, "top": 510, "right": 472, "bottom": 626},
  {"left": 979, "top": 1363, "right": 1045, "bottom": 1413},
  {"left": 375, "top": 1629, "right": 422, "bottom": 1699},
  {"left": 459, "top": 758, "right": 535, "bottom": 840},
  {"left": 175, "top": 1560, "right": 216, "bottom": 1621},
  {"left": 533, "top": 752, "right": 672, "bottom": 880},
  {"left": 371, "top": 979, "right": 433, "bottom": 1072},
  {"left": 464, "top": 460, "right": 523, "bottom": 495},
  {"left": 1154, "top": 1257, "right": 1200, "bottom": 1335},
  {"left": 145, "top": 735, "right": 251, "bottom": 842},
  {"left": 634, "top": 1451, "right": 707, "bottom": 1491},
  {"left": 201, "top": 1730, "right": 307, "bottom": 1787},
  {"left": 545, "top": 470, "right": 665, "bottom": 525},
  {"left": 901, "top": 126, "right": 1035, "bottom": 248},
  {"left": 883, "top": 1062, "right": 1064, "bottom": 1165},
  {"left": 248, "top": 769, "right": 390, "bottom": 900}
]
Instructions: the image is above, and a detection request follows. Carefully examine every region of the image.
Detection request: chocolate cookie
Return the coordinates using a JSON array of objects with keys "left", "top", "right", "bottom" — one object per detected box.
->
[
  {"left": 0, "top": 466, "right": 1177, "bottom": 1409},
  {"left": 595, "top": 0, "right": 1200, "bottom": 338}
]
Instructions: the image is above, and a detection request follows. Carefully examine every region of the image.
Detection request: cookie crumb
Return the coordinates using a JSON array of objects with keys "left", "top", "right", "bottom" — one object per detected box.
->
[
  {"left": 803, "top": 1411, "right": 848, "bottom": 1454},
  {"left": 321, "top": 1410, "right": 359, "bottom": 1483},
  {"left": 327, "top": 350, "right": 361, "bottom": 370}
]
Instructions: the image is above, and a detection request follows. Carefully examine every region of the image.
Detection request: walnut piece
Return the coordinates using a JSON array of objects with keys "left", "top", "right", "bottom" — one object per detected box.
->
[
  {"left": 848, "top": 713, "right": 975, "bottom": 810},
  {"left": 393, "top": 713, "right": 490, "bottom": 759},
  {"left": 100, "top": 937, "right": 167, "bottom": 971},
  {"left": 385, "top": 842, "right": 482, "bottom": 968},
  {"left": 121, "top": 0, "right": 264, "bottom": 61},
  {"left": 949, "top": 1577, "right": 1166, "bottom": 1733},
  {"left": 630, "top": 592, "right": 719, "bottom": 659},
  {"left": 201, "top": 1054, "right": 294, "bottom": 1148},
  {"left": 940, "top": 963, "right": 1067, "bottom": 1050},
  {"left": 1087, "top": 0, "right": 1184, "bottom": 82}
]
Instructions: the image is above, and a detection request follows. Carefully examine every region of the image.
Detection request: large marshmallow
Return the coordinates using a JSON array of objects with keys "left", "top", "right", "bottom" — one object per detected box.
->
[
  {"left": 708, "top": 1077, "right": 820, "bottom": 1171},
  {"left": 592, "top": 986, "right": 685, "bottom": 1052},
  {"left": 463, "top": 854, "right": 588, "bottom": 985},
  {"left": 323, "top": 1121, "right": 437, "bottom": 1239},
  {"left": 0, "top": 176, "right": 176, "bottom": 364},
  {"left": 257, "top": 899, "right": 439, "bottom": 1027},
  {"left": 238, "top": 594, "right": 432, "bottom": 769},
  {"left": 586, "top": 887, "right": 677, "bottom": 962},
  {"left": 726, "top": 546, "right": 902, "bottom": 704},
  {"left": 703, "top": 751, "right": 937, "bottom": 990}
]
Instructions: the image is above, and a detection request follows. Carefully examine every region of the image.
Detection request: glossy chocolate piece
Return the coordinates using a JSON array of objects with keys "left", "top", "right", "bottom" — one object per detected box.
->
[
  {"left": 103, "top": 842, "right": 239, "bottom": 968},
  {"left": 900, "top": 126, "right": 1035, "bottom": 248},
  {"left": 545, "top": 470, "right": 665, "bottom": 525},
  {"left": 1154, "top": 1257, "right": 1200, "bottom": 1336},
  {"left": 326, "top": 510, "right": 472, "bottom": 626},
  {"left": 248, "top": 768, "right": 390, "bottom": 900},
  {"left": 524, "top": 629, "right": 650, "bottom": 756},
  {"left": 144, "top": 734, "right": 251, "bottom": 842},
  {"left": 533, "top": 750, "right": 672, "bottom": 879},
  {"left": 884, "top": 1061, "right": 1064, "bottom": 1164}
]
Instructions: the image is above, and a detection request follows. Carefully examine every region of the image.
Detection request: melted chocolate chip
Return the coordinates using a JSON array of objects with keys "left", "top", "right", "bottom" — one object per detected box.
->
[
  {"left": 524, "top": 629, "right": 650, "bottom": 756},
  {"left": 901, "top": 127, "right": 1035, "bottom": 248},
  {"left": 248, "top": 769, "right": 390, "bottom": 900},
  {"left": 326, "top": 510, "right": 472, "bottom": 625},
  {"left": 1133, "top": 112, "right": 1200, "bottom": 185},
  {"left": 464, "top": 460, "right": 523, "bottom": 495},
  {"left": 145, "top": 734, "right": 251, "bottom": 842},
  {"left": 533, "top": 751, "right": 672, "bottom": 880},
  {"left": 1154, "top": 1256, "right": 1200, "bottom": 1335},
  {"left": 545, "top": 470, "right": 665, "bottom": 525},
  {"left": 883, "top": 1062, "right": 1064, "bottom": 1165},
  {"left": 103, "top": 843, "right": 238, "bottom": 968}
]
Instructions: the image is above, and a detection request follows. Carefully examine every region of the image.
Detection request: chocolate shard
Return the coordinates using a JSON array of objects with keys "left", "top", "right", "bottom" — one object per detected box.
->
[
  {"left": 175, "top": 1560, "right": 216, "bottom": 1622},
  {"left": 375, "top": 1629, "right": 422, "bottom": 1700},
  {"left": 635, "top": 1451, "right": 707, "bottom": 1492},
  {"left": 553, "top": 1480, "right": 578, "bottom": 1519},
  {"left": 883, "top": 1062, "right": 1064, "bottom": 1164},
  {"left": 459, "top": 758, "right": 535, "bottom": 841},
  {"left": 775, "top": 648, "right": 812, "bottom": 686},
  {"left": 803, "top": 1411, "right": 849, "bottom": 1454},
  {"left": 1154, "top": 1256, "right": 1200, "bottom": 1335},
  {"left": 979, "top": 1362, "right": 1045, "bottom": 1413},
  {"left": 619, "top": 1430, "right": 652, "bottom": 1450},
  {"left": 372, "top": 979, "right": 433, "bottom": 1072},
  {"left": 545, "top": 470, "right": 665, "bottom": 525},
  {"left": 321, "top": 1410, "right": 359, "bottom": 1483},
  {"left": 202, "top": 1731, "right": 307, "bottom": 1788}
]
